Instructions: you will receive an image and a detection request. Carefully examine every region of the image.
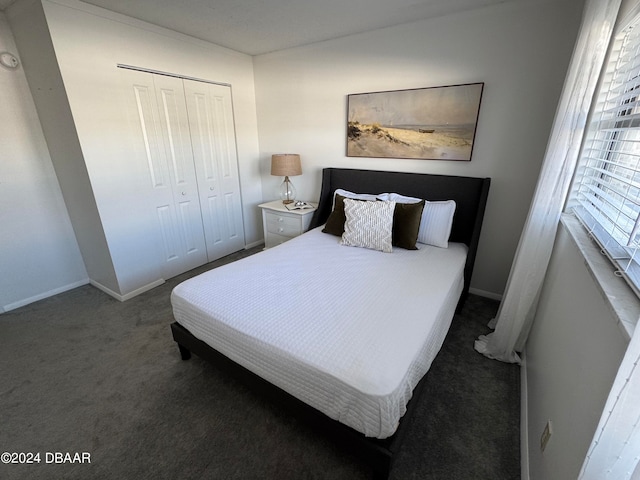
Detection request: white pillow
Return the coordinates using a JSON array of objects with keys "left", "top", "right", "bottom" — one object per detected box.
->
[
  {"left": 376, "top": 192, "right": 419, "bottom": 203},
  {"left": 418, "top": 200, "right": 456, "bottom": 248},
  {"left": 377, "top": 192, "right": 456, "bottom": 248},
  {"left": 340, "top": 199, "right": 395, "bottom": 253},
  {"left": 332, "top": 188, "right": 379, "bottom": 209}
]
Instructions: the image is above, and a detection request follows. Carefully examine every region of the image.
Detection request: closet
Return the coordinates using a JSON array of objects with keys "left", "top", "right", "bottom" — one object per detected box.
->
[
  {"left": 8, "top": 0, "right": 257, "bottom": 302},
  {"left": 120, "top": 68, "right": 245, "bottom": 280}
]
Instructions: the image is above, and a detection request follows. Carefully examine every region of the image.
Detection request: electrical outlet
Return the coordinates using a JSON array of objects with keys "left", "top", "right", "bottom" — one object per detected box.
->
[{"left": 540, "top": 420, "right": 553, "bottom": 452}]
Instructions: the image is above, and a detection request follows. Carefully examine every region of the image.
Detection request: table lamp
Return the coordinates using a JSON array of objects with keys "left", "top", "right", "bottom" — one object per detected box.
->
[{"left": 271, "top": 154, "right": 302, "bottom": 204}]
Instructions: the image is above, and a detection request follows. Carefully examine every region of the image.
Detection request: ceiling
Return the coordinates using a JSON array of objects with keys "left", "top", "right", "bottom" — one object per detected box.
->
[{"left": 1, "top": 0, "right": 514, "bottom": 55}]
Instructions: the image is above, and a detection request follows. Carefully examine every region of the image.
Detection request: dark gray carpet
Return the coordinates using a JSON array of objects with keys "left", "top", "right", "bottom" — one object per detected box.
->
[{"left": 0, "top": 247, "right": 519, "bottom": 480}]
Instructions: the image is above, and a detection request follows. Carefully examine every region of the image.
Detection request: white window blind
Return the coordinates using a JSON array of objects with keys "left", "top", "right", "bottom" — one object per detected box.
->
[{"left": 568, "top": 20, "right": 640, "bottom": 295}]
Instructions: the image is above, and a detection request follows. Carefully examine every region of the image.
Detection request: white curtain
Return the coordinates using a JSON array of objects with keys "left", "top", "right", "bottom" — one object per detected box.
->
[
  {"left": 579, "top": 322, "right": 640, "bottom": 479},
  {"left": 474, "top": 0, "right": 622, "bottom": 364}
]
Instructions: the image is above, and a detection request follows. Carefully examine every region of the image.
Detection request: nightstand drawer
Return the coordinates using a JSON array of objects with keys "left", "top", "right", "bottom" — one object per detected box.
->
[
  {"left": 265, "top": 232, "right": 292, "bottom": 248},
  {"left": 264, "top": 212, "right": 302, "bottom": 237}
]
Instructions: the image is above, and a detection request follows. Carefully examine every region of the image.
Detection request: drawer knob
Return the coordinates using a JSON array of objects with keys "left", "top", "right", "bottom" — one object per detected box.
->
[
  {"left": 278, "top": 227, "right": 284, "bottom": 232},
  {"left": 278, "top": 217, "right": 284, "bottom": 222}
]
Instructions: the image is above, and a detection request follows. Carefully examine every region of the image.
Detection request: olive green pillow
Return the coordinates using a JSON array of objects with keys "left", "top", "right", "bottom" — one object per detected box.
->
[
  {"left": 392, "top": 200, "right": 425, "bottom": 250},
  {"left": 322, "top": 194, "right": 351, "bottom": 236}
]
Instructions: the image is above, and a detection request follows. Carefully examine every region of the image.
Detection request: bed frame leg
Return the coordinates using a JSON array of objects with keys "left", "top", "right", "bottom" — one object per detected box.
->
[
  {"left": 371, "top": 459, "right": 391, "bottom": 480},
  {"left": 178, "top": 344, "right": 191, "bottom": 360},
  {"left": 372, "top": 468, "right": 390, "bottom": 480}
]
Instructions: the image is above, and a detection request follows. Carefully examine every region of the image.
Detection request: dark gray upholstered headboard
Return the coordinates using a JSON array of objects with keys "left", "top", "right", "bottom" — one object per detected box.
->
[{"left": 309, "top": 168, "right": 491, "bottom": 307}]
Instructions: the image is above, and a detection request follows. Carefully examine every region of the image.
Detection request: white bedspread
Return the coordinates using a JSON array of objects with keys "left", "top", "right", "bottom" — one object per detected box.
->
[{"left": 171, "top": 227, "right": 467, "bottom": 438}]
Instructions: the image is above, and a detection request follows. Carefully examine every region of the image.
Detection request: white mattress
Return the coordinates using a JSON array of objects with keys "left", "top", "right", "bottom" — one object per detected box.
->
[{"left": 171, "top": 226, "right": 467, "bottom": 438}]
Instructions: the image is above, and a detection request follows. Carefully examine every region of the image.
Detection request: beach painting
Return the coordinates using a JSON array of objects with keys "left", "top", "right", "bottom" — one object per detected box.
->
[{"left": 347, "top": 83, "right": 484, "bottom": 161}]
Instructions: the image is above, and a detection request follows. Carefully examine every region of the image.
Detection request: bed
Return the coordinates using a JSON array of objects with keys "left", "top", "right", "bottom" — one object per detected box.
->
[{"left": 170, "top": 167, "right": 490, "bottom": 479}]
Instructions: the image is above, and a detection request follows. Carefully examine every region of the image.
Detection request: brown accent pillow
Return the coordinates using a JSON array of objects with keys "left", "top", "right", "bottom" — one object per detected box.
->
[
  {"left": 392, "top": 200, "right": 425, "bottom": 250},
  {"left": 322, "top": 194, "right": 350, "bottom": 236}
]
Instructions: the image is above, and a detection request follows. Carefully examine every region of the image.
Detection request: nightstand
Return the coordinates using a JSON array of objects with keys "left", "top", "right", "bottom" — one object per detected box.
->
[{"left": 259, "top": 200, "right": 317, "bottom": 249}]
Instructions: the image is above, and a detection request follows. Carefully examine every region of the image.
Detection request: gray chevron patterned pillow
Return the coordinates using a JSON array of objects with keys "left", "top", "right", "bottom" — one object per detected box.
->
[{"left": 340, "top": 199, "right": 396, "bottom": 253}]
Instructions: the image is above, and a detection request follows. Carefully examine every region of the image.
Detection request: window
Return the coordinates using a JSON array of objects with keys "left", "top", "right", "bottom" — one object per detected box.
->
[{"left": 568, "top": 19, "right": 640, "bottom": 296}]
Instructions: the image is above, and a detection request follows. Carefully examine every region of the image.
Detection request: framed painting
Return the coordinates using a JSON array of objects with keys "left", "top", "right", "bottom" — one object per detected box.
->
[{"left": 347, "top": 83, "right": 484, "bottom": 161}]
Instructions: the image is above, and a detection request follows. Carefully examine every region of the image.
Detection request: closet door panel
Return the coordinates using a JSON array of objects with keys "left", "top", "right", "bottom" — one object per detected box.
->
[
  {"left": 120, "top": 69, "right": 207, "bottom": 279},
  {"left": 188, "top": 91, "right": 219, "bottom": 181},
  {"left": 155, "top": 77, "right": 198, "bottom": 186},
  {"left": 184, "top": 80, "right": 245, "bottom": 259},
  {"left": 223, "top": 191, "right": 242, "bottom": 242},
  {"left": 153, "top": 75, "right": 208, "bottom": 268},
  {"left": 156, "top": 204, "right": 180, "bottom": 262},
  {"left": 129, "top": 77, "right": 184, "bottom": 270},
  {"left": 203, "top": 194, "right": 224, "bottom": 247},
  {"left": 131, "top": 81, "right": 167, "bottom": 189}
]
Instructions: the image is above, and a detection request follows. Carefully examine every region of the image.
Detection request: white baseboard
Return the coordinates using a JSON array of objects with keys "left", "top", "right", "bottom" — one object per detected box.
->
[
  {"left": 120, "top": 279, "right": 165, "bottom": 301},
  {"left": 90, "top": 278, "right": 165, "bottom": 302},
  {"left": 468, "top": 287, "right": 503, "bottom": 301},
  {"left": 1, "top": 278, "right": 90, "bottom": 313},
  {"left": 521, "top": 349, "right": 530, "bottom": 480},
  {"left": 89, "top": 280, "right": 122, "bottom": 300},
  {"left": 244, "top": 240, "right": 265, "bottom": 249}
]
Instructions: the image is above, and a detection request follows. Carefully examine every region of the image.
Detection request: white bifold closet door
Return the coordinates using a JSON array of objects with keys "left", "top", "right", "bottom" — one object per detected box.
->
[
  {"left": 121, "top": 69, "right": 244, "bottom": 279},
  {"left": 183, "top": 79, "right": 245, "bottom": 261}
]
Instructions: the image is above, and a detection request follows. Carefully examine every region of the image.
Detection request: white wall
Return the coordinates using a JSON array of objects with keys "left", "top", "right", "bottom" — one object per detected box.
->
[
  {"left": 1, "top": 0, "right": 584, "bottom": 306},
  {"left": 253, "top": 0, "right": 585, "bottom": 297},
  {"left": 523, "top": 1, "right": 640, "bottom": 478},
  {"left": 9, "top": 0, "right": 120, "bottom": 295},
  {"left": 42, "top": 0, "right": 263, "bottom": 296},
  {"left": 7, "top": 0, "right": 263, "bottom": 300},
  {"left": 0, "top": 12, "right": 87, "bottom": 313},
  {"left": 524, "top": 223, "right": 628, "bottom": 480}
]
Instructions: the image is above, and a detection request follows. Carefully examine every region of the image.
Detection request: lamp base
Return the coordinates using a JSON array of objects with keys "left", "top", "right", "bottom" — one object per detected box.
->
[{"left": 279, "top": 176, "right": 297, "bottom": 204}]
